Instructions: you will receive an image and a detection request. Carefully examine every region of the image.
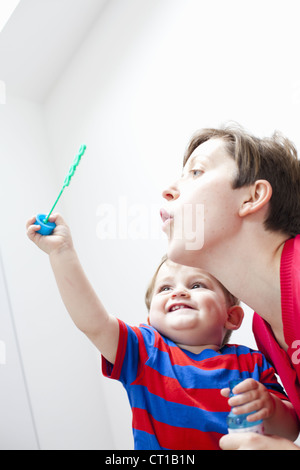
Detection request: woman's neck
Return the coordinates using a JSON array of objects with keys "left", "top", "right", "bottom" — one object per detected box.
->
[{"left": 205, "top": 226, "right": 288, "bottom": 331}]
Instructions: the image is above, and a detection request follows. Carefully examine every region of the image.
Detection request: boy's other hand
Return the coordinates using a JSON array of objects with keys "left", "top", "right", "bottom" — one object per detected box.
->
[{"left": 221, "top": 378, "right": 275, "bottom": 422}]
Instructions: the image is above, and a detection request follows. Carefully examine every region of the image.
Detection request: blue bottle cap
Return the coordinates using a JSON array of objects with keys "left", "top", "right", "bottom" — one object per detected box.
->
[{"left": 35, "top": 214, "right": 56, "bottom": 236}]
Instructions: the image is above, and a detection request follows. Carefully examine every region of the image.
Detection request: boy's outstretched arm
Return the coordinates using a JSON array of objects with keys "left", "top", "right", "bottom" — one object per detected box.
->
[{"left": 26, "top": 214, "right": 119, "bottom": 364}]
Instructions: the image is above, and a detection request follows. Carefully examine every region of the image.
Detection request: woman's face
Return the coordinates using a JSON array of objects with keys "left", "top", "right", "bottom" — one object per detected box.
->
[{"left": 160, "top": 138, "right": 245, "bottom": 266}]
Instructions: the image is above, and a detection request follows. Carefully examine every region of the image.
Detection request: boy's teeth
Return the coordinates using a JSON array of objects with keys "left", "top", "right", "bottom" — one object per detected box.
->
[{"left": 171, "top": 305, "right": 189, "bottom": 311}]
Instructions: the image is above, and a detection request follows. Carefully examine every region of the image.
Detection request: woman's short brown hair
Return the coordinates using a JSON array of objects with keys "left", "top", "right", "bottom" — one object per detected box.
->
[{"left": 183, "top": 124, "right": 300, "bottom": 237}]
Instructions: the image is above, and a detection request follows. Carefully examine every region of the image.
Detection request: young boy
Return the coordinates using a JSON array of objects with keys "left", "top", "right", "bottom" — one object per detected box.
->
[
  {"left": 26, "top": 217, "right": 298, "bottom": 449},
  {"left": 160, "top": 124, "right": 300, "bottom": 449}
]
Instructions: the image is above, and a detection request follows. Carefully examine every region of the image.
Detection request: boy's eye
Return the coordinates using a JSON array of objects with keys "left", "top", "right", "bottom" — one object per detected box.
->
[
  {"left": 159, "top": 285, "right": 172, "bottom": 293},
  {"left": 191, "top": 282, "right": 207, "bottom": 289}
]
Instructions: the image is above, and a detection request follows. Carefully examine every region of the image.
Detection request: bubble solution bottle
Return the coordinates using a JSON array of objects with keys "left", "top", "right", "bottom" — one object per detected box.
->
[{"left": 227, "top": 379, "right": 264, "bottom": 434}]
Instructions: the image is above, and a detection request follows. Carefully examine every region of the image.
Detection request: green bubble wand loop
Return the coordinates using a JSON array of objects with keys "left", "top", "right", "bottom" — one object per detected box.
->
[{"left": 43, "top": 144, "right": 87, "bottom": 224}]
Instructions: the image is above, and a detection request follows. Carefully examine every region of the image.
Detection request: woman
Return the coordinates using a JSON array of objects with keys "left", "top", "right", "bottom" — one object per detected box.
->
[{"left": 160, "top": 125, "right": 300, "bottom": 449}]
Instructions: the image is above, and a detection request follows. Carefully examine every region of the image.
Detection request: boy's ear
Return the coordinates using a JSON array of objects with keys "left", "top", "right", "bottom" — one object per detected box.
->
[
  {"left": 224, "top": 305, "right": 244, "bottom": 331},
  {"left": 239, "top": 180, "right": 272, "bottom": 218}
]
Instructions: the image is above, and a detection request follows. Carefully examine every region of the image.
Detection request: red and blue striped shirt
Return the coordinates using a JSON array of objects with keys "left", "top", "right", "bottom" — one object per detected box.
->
[{"left": 102, "top": 319, "right": 287, "bottom": 450}]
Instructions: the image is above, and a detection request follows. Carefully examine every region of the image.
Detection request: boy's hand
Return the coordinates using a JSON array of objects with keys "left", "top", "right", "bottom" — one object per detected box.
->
[
  {"left": 26, "top": 213, "right": 74, "bottom": 256},
  {"left": 221, "top": 378, "right": 276, "bottom": 422}
]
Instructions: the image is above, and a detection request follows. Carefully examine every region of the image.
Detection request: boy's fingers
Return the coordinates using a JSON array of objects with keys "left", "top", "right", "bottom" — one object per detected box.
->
[
  {"left": 229, "top": 389, "right": 258, "bottom": 407},
  {"left": 27, "top": 224, "right": 41, "bottom": 238},
  {"left": 26, "top": 216, "right": 37, "bottom": 229},
  {"left": 27, "top": 222, "right": 39, "bottom": 231},
  {"left": 246, "top": 408, "right": 268, "bottom": 421},
  {"left": 231, "top": 398, "right": 261, "bottom": 415},
  {"left": 232, "top": 378, "right": 258, "bottom": 394},
  {"left": 47, "top": 213, "right": 65, "bottom": 225},
  {"left": 26, "top": 212, "right": 63, "bottom": 230},
  {"left": 220, "top": 388, "right": 230, "bottom": 397}
]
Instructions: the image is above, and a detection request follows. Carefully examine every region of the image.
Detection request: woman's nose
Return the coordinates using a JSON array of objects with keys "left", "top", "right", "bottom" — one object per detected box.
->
[{"left": 162, "top": 182, "right": 180, "bottom": 201}]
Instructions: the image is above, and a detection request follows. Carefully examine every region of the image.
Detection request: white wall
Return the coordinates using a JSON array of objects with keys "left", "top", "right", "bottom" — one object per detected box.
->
[
  {"left": 1, "top": 0, "right": 300, "bottom": 449},
  {"left": 44, "top": 0, "right": 300, "bottom": 447},
  {"left": 0, "top": 94, "right": 114, "bottom": 449},
  {"left": 0, "top": 249, "right": 39, "bottom": 450}
]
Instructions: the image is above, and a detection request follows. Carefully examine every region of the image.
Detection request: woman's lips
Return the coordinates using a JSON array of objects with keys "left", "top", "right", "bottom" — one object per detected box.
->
[{"left": 160, "top": 208, "right": 173, "bottom": 230}]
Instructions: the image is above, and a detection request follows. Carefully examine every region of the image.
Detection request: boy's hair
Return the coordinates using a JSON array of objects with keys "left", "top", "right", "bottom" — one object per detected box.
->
[
  {"left": 145, "top": 255, "right": 239, "bottom": 346},
  {"left": 183, "top": 123, "right": 300, "bottom": 237}
]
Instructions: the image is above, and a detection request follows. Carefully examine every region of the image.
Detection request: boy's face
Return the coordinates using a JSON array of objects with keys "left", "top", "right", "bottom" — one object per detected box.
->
[
  {"left": 161, "top": 138, "right": 244, "bottom": 266},
  {"left": 149, "top": 261, "right": 231, "bottom": 348}
]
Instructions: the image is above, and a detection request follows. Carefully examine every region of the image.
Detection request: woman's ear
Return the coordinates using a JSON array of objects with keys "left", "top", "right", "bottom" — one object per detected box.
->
[
  {"left": 224, "top": 305, "right": 244, "bottom": 331},
  {"left": 239, "top": 180, "right": 272, "bottom": 218}
]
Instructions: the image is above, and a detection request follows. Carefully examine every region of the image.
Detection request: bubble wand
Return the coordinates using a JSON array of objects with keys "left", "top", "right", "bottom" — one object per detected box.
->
[{"left": 35, "top": 144, "right": 87, "bottom": 235}]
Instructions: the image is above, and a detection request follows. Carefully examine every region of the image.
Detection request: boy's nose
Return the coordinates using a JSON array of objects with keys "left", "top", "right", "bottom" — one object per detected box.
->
[
  {"left": 162, "top": 182, "right": 180, "bottom": 201},
  {"left": 171, "top": 288, "right": 190, "bottom": 298}
]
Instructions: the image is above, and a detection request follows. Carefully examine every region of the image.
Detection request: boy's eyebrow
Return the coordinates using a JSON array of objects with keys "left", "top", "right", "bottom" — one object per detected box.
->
[
  {"left": 154, "top": 275, "right": 174, "bottom": 286},
  {"left": 188, "top": 273, "right": 215, "bottom": 287},
  {"left": 155, "top": 272, "right": 216, "bottom": 289}
]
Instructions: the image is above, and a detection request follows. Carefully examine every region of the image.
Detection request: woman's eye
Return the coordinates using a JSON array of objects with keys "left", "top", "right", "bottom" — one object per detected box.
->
[{"left": 190, "top": 169, "right": 203, "bottom": 177}]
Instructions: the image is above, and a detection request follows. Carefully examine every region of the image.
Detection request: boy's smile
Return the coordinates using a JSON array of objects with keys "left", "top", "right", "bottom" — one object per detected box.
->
[{"left": 167, "top": 302, "right": 195, "bottom": 312}]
